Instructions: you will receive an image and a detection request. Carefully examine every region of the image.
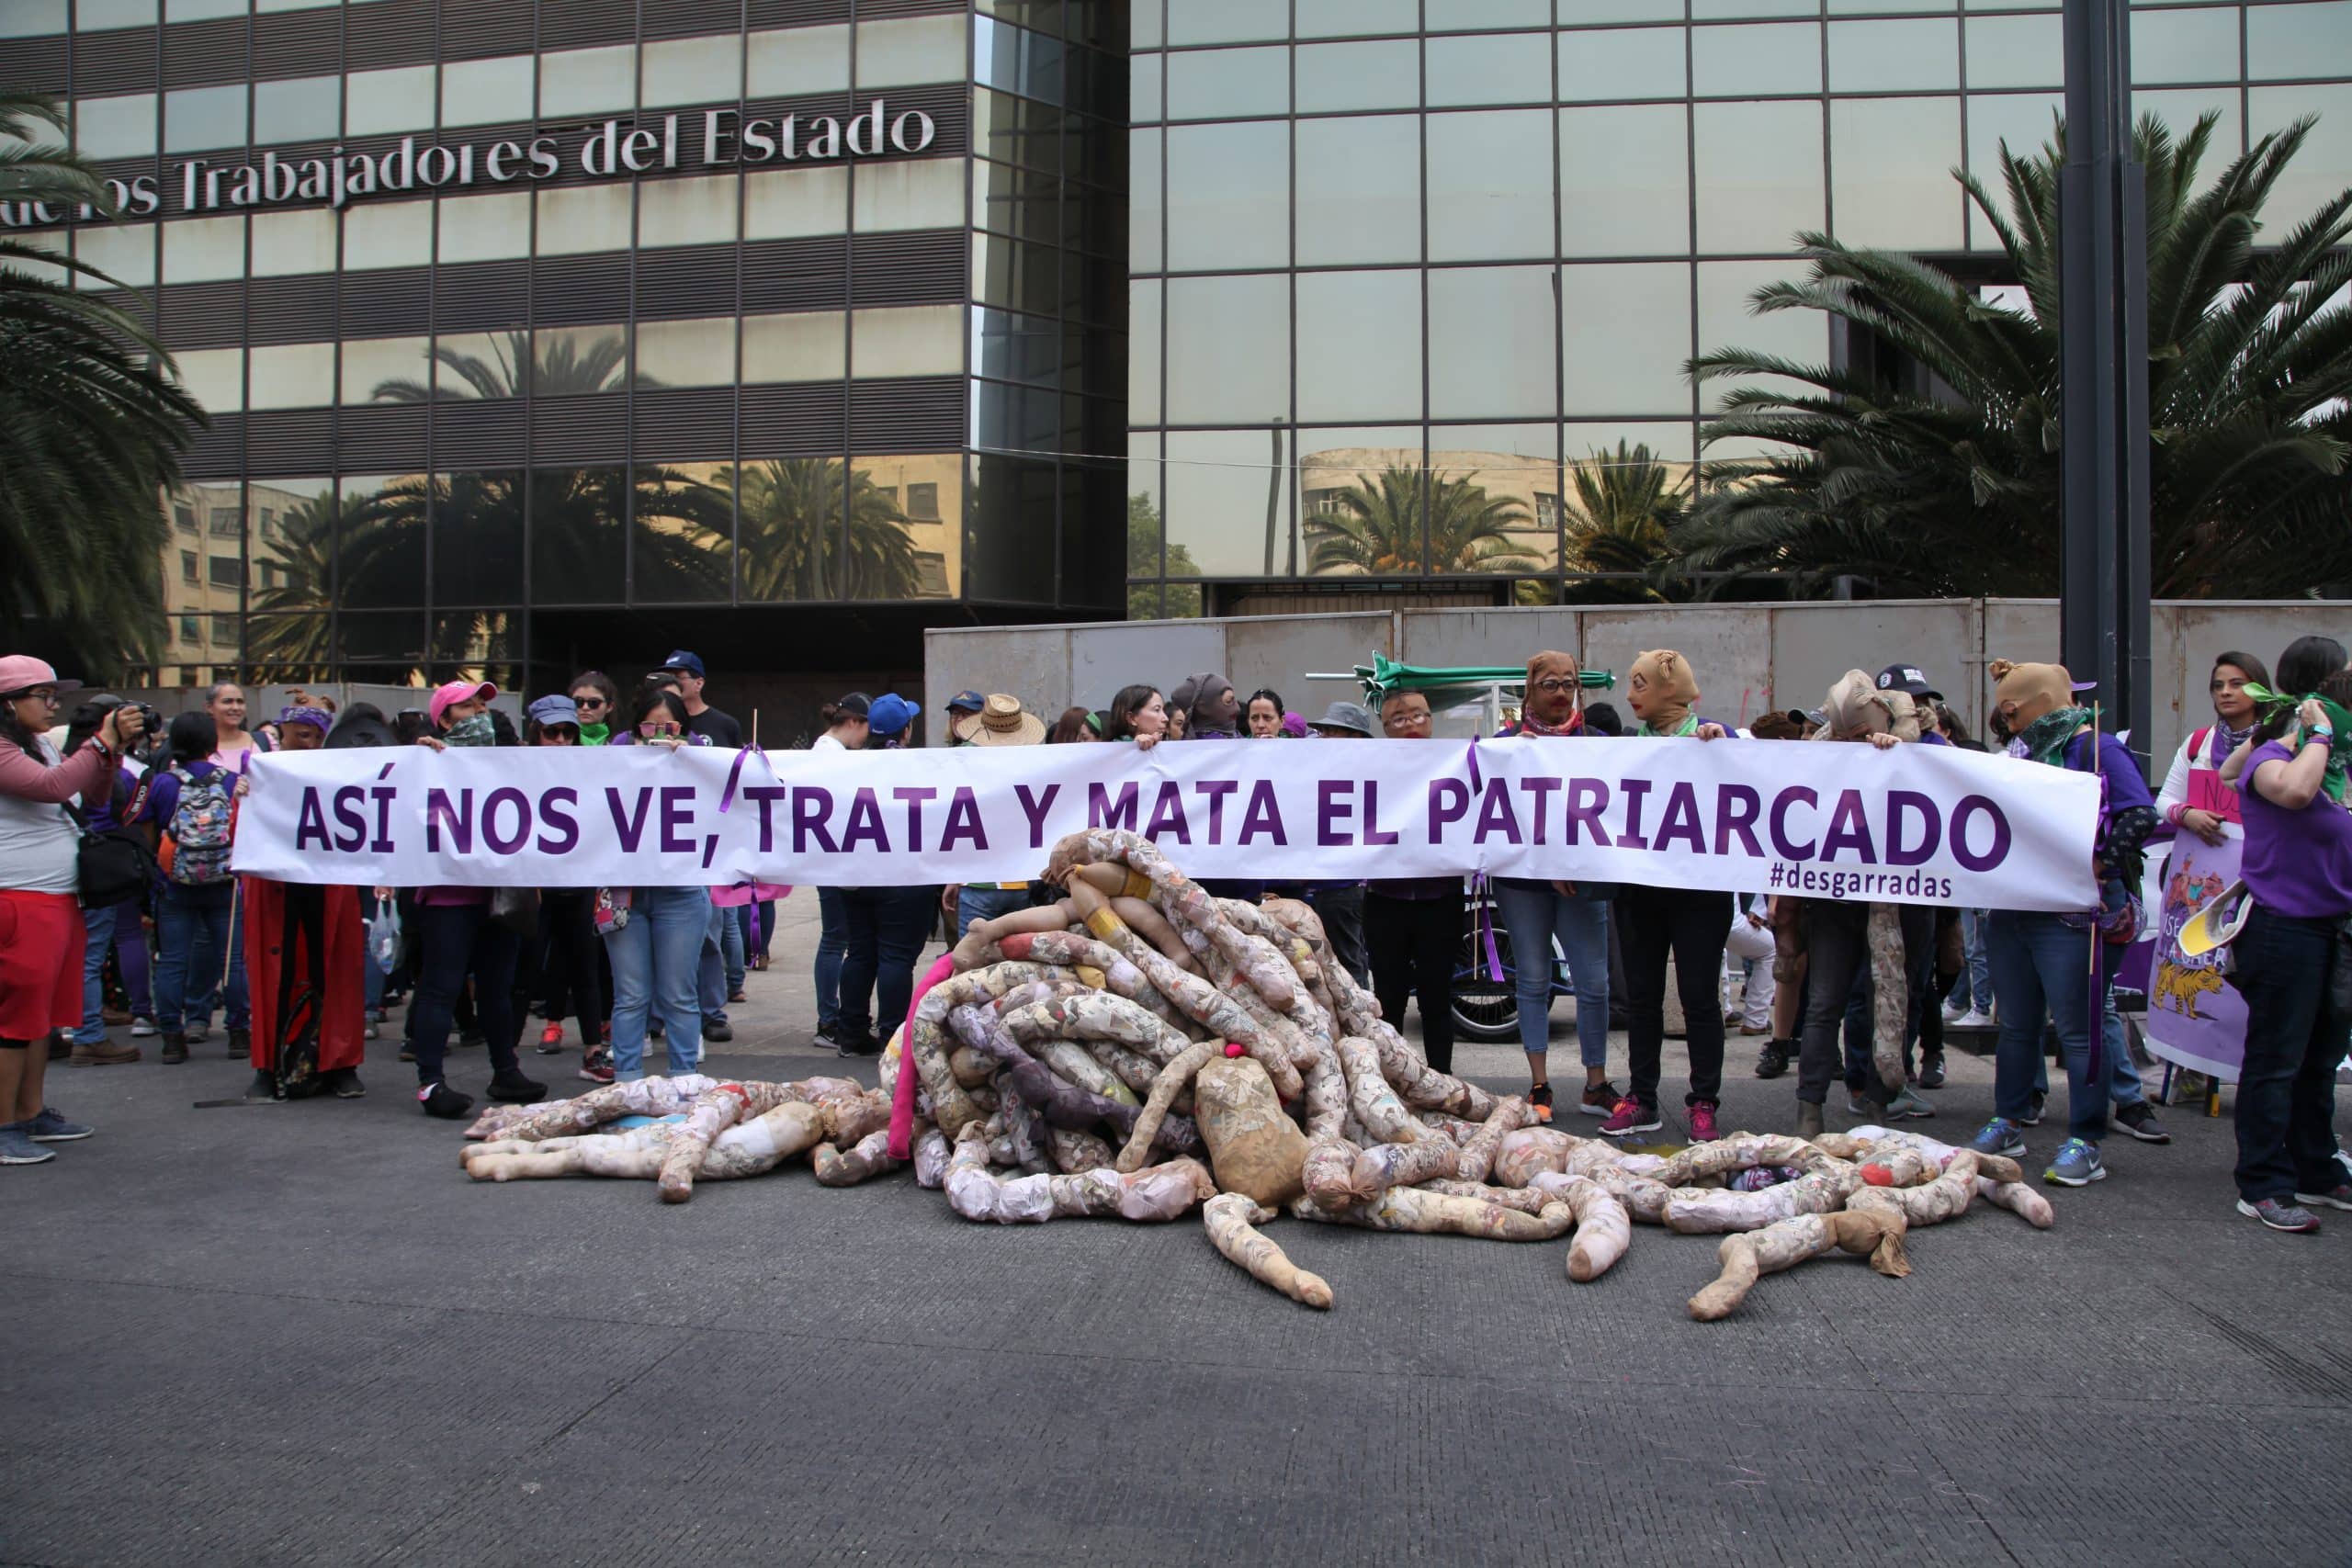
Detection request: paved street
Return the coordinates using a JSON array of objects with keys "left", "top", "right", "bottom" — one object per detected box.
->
[{"left": 5, "top": 899, "right": 2349, "bottom": 1565}]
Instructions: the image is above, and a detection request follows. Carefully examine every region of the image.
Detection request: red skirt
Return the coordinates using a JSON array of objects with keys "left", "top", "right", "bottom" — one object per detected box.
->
[
  {"left": 242, "top": 877, "right": 367, "bottom": 1072},
  {"left": 0, "top": 889, "right": 87, "bottom": 1040}
]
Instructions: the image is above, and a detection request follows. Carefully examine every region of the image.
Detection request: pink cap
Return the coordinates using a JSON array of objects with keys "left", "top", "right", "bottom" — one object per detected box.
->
[
  {"left": 428, "top": 679, "right": 497, "bottom": 728},
  {"left": 0, "top": 655, "right": 79, "bottom": 697}
]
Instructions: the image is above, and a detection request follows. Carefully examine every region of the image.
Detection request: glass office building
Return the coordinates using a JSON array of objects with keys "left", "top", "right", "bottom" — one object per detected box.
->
[
  {"left": 1124, "top": 0, "right": 2352, "bottom": 617},
  {"left": 6, "top": 1, "right": 2350, "bottom": 675},
  {"left": 4, "top": 0, "right": 1126, "bottom": 689}
]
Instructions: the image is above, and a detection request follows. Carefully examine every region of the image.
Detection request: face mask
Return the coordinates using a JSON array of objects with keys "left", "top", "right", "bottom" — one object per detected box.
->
[{"left": 445, "top": 713, "right": 496, "bottom": 747}]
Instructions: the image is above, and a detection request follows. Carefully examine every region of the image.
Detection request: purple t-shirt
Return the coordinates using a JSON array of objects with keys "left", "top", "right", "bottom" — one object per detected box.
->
[{"left": 2239, "top": 740, "right": 2352, "bottom": 919}]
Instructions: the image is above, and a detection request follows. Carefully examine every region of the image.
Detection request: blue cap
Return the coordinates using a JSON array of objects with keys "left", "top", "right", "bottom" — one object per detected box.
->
[
  {"left": 867, "top": 693, "right": 920, "bottom": 736},
  {"left": 526, "top": 694, "right": 580, "bottom": 729},
  {"left": 948, "top": 689, "right": 986, "bottom": 713},
  {"left": 661, "top": 650, "right": 706, "bottom": 679}
]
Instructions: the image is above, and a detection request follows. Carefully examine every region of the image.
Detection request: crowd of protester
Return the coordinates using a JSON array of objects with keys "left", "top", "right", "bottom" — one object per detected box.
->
[{"left": 3, "top": 638, "right": 2346, "bottom": 1237}]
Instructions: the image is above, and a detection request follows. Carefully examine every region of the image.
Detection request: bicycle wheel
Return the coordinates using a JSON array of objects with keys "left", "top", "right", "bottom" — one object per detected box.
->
[{"left": 1452, "top": 891, "right": 1544, "bottom": 1042}]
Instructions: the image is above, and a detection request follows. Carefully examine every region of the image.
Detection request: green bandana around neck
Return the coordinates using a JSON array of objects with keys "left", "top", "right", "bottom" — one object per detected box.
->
[
  {"left": 2016, "top": 705, "right": 2096, "bottom": 768},
  {"left": 1639, "top": 712, "right": 1699, "bottom": 739},
  {"left": 444, "top": 713, "right": 496, "bottom": 748},
  {"left": 578, "top": 721, "right": 610, "bottom": 746},
  {"left": 2243, "top": 683, "right": 2352, "bottom": 803}
]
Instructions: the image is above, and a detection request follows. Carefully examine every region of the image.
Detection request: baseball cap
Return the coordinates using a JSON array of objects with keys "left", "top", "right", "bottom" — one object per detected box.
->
[
  {"left": 1874, "top": 662, "right": 1942, "bottom": 701},
  {"left": 526, "top": 694, "right": 580, "bottom": 729},
  {"left": 867, "top": 692, "right": 920, "bottom": 736},
  {"left": 661, "top": 650, "right": 706, "bottom": 679},
  {"left": 428, "top": 679, "right": 497, "bottom": 728},
  {"left": 0, "top": 655, "right": 82, "bottom": 697},
  {"left": 947, "top": 689, "right": 986, "bottom": 714},
  {"left": 834, "top": 692, "right": 872, "bottom": 718}
]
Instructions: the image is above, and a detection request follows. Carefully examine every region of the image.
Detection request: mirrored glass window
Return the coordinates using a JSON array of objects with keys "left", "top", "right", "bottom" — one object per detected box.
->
[
  {"left": 637, "top": 316, "right": 738, "bottom": 388},
  {"left": 530, "top": 467, "right": 626, "bottom": 604},
  {"left": 2252, "top": 85, "right": 2352, "bottom": 220},
  {"left": 1295, "top": 114, "right": 1419, "bottom": 265},
  {"left": 2132, "top": 6, "right": 2240, "bottom": 86},
  {"left": 340, "top": 335, "right": 433, "bottom": 404},
  {"left": 1296, "top": 269, "right": 1422, "bottom": 423},
  {"left": 1563, "top": 263, "right": 1692, "bottom": 417},
  {"left": 173, "top": 346, "right": 244, "bottom": 413},
  {"left": 1296, "top": 425, "right": 1422, "bottom": 581},
  {"left": 2249, "top": 4, "right": 2352, "bottom": 82},
  {"left": 1428, "top": 425, "right": 1556, "bottom": 576},
  {"left": 747, "top": 24, "right": 850, "bottom": 96},
  {"left": 1696, "top": 258, "right": 1827, "bottom": 414},
  {"left": 1562, "top": 104, "right": 1688, "bottom": 257},
  {"left": 343, "top": 197, "right": 433, "bottom": 270},
  {"left": 1963, "top": 91, "right": 2059, "bottom": 246},
  {"left": 437, "top": 189, "right": 533, "bottom": 264},
  {"left": 1695, "top": 22, "right": 1821, "bottom": 97},
  {"left": 1828, "top": 18, "right": 1959, "bottom": 93},
  {"left": 442, "top": 55, "right": 534, "bottom": 129},
  {"left": 250, "top": 209, "right": 337, "bottom": 276},
  {"left": 858, "top": 14, "right": 970, "bottom": 87},
  {"left": 1166, "top": 0, "right": 1286, "bottom": 46},
  {"left": 642, "top": 33, "right": 741, "bottom": 108},
  {"left": 1428, "top": 265, "right": 1555, "bottom": 420},
  {"left": 536, "top": 181, "right": 633, "bottom": 256},
  {"left": 1295, "top": 39, "right": 1419, "bottom": 114},
  {"left": 853, "top": 157, "right": 962, "bottom": 231},
  {"left": 1831, "top": 96, "right": 1963, "bottom": 250},
  {"left": 433, "top": 333, "right": 527, "bottom": 399},
  {"left": 637, "top": 174, "right": 739, "bottom": 249},
  {"left": 248, "top": 342, "right": 335, "bottom": 411},
  {"left": 165, "top": 83, "right": 247, "bottom": 152},
  {"left": 1573, "top": 0, "right": 1685, "bottom": 18},
  {"left": 1565, "top": 419, "right": 1695, "bottom": 467},
  {"left": 247, "top": 475, "right": 334, "bottom": 612},
  {"left": 0, "top": 0, "right": 66, "bottom": 36},
  {"left": 162, "top": 214, "right": 245, "bottom": 282},
  {"left": 1426, "top": 34, "right": 1549, "bottom": 108},
  {"left": 1426, "top": 109, "right": 1554, "bottom": 263},
  {"left": 434, "top": 469, "right": 527, "bottom": 607},
  {"left": 166, "top": 0, "right": 243, "bottom": 18},
  {"left": 76, "top": 0, "right": 153, "bottom": 28},
  {"left": 1133, "top": 51, "right": 1163, "bottom": 123},
  {"left": 1165, "top": 119, "right": 1288, "bottom": 271},
  {"left": 1694, "top": 99, "right": 1824, "bottom": 254},
  {"left": 634, "top": 460, "right": 736, "bottom": 604},
  {"left": 1130, "top": 128, "right": 1162, "bottom": 271},
  {"left": 1166, "top": 273, "right": 1288, "bottom": 424},
  {"left": 1166, "top": 428, "right": 1292, "bottom": 577},
  {"left": 1296, "top": 0, "right": 1417, "bottom": 36},
  {"left": 254, "top": 75, "right": 341, "bottom": 144},
  {"left": 741, "top": 310, "right": 846, "bottom": 382},
  {"left": 74, "top": 221, "right": 155, "bottom": 289},
  {"left": 1559, "top": 28, "right": 1687, "bottom": 103},
  {"left": 854, "top": 304, "right": 964, "bottom": 378},
  {"left": 534, "top": 323, "right": 631, "bottom": 396},
  {"left": 74, "top": 94, "right": 156, "bottom": 160},
  {"left": 1167, "top": 43, "right": 1288, "bottom": 119},
  {"left": 744, "top": 165, "right": 847, "bottom": 239},
  {"left": 1962, "top": 14, "right": 2063, "bottom": 91},
  {"left": 541, "top": 44, "right": 638, "bottom": 117},
  {"left": 345, "top": 65, "right": 437, "bottom": 137},
  {"left": 1129, "top": 281, "right": 1161, "bottom": 423},
  {"left": 1425, "top": 0, "right": 1548, "bottom": 28}
]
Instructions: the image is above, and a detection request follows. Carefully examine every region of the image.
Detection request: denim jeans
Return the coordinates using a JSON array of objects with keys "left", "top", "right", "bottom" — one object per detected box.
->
[
  {"left": 957, "top": 886, "right": 1031, "bottom": 941},
  {"left": 815, "top": 886, "right": 849, "bottom": 1034},
  {"left": 72, "top": 901, "right": 119, "bottom": 1044},
  {"left": 2230, "top": 905, "right": 2348, "bottom": 1202},
  {"left": 1947, "top": 908, "right": 1996, "bottom": 1013},
  {"left": 837, "top": 886, "right": 935, "bottom": 1042},
  {"left": 1492, "top": 879, "right": 1612, "bottom": 1069},
  {"left": 153, "top": 880, "right": 249, "bottom": 1032},
  {"left": 718, "top": 899, "right": 747, "bottom": 997},
  {"left": 606, "top": 886, "right": 711, "bottom": 1079},
  {"left": 1987, "top": 910, "right": 2107, "bottom": 1141},
  {"left": 408, "top": 901, "right": 522, "bottom": 1089},
  {"left": 697, "top": 898, "right": 731, "bottom": 1029}
]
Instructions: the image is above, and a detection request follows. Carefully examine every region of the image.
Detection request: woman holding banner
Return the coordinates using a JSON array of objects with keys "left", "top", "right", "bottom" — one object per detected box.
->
[
  {"left": 604, "top": 689, "right": 717, "bottom": 1079},
  {"left": 2222, "top": 641, "right": 2352, "bottom": 1232},
  {"left": 1490, "top": 651, "right": 1618, "bottom": 1123}
]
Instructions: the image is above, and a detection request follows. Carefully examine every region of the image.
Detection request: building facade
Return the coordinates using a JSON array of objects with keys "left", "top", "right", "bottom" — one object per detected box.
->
[
  {"left": 4, "top": 0, "right": 1126, "bottom": 693},
  {"left": 5, "top": 0, "right": 2350, "bottom": 683}
]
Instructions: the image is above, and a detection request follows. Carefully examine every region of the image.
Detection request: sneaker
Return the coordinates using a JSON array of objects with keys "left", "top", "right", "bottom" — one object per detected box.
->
[
  {"left": 70, "top": 1040, "right": 141, "bottom": 1067},
  {"left": 1940, "top": 997, "right": 1968, "bottom": 1023},
  {"left": 364, "top": 1021, "right": 380, "bottom": 1041},
  {"left": 649, "top": 1019, "right": 665, "bottom": 1042},
  {"left": 161, "top": 1032, "right": 188, "bottom": 1065},
  {"left": 813, "top": 1026, "right": 847, "bottom": 1051},
  {"left": 1578, "top": 1079, "right": 1621, "bottom": 1117},
  {"left": 835, "top": 1033, "right": 883, "bottom": 1059},
  {"left": 1970, "top": 1117, "right": 2027, "bottom": 1159},
  {"left": 1687, "top": 1100, "right": 1720, "bottom": 1143},
  {"left": 2238, "top": 1196, "right": 2321, "bottom": 1233},
  {"left": 2292, "top": 1184, "right": 2352, "bottom": 1213},
  {"left": 27, "top": 1108, "right": 93, "bottom": 1142},
  {"left": 418, "top": 1081, "right": 472, "bottom": 1119},
  {"left": 1599, "top": 1095, "right": 1661, "bottom": 1136},
  {"left": 537, "top": 1022, "right": 565, "bottom": 1054},
  {"left": 2020, "top": 1090, "right": 2046, "bottom": 1127},
  {"left": 0, "top": 1123, "right": 57, "bottom": 1165},
  {"left": 1917, "top": 1052, "right": 1947, "bottom": 1089},
  {"left": 2113, "top": 1101, "right": 2171, "bottom": 1145},
  {"left": 186, "top": 1024, "right": 209, "bottom": 1044},
  {"left": 458, "top": 1030, "right": 486, "bottom": 1049},
  {"left": 322, "top": 1067, "right": 367, "bottom": 1100},
  {"left": 1754, "top": 1041, "right": 1792, "bottom": 1079},
  {"left": 488, "top": 1069, "right": 547, "bottom": 1104},
  {"left": 130, "top": 1016, "right": 156, "bottom": 1038},
  {"left": 247, "top": 1069, "right": 281, "bottom": 1101},
  {"left": 1528, "top": 1082, "right": 1555, "bottom": 1123},
  {"left": 397, "top": 1043, "right": 415, "bottom": 1063},
  {"left": 1883, "top": 1087, "right": 1936, "bottom": 1121},
  {"left": 2043, "top": 1137, "right": 2106, "bottom": 1187},
  {"left": 228, "top": 1027, "right": 249, "bottom": 1059},
  {"left": 1953, "top": 1009, "right": 1995, "bottom": 1030},
  {"left": 703, "top": 1020, "right": 734, "bottom": 1044},
  {"left": 578, "top": 1055, "right": 616, "bottom": 1085},
  {"left": 1844, "top": 1089, "right": 1873, "bottom": 1117}
]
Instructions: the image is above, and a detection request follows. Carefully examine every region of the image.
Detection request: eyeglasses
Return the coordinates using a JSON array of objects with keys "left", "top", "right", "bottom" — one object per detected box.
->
[
  {"left": 572, "top": 696, "right": 608, "bottom": 711},
  {"left": 1385, "top": 709, "right": 1431, "bottom": 730},
  {"left": 1530, "top": 677, "right": 1578, "bottom": 694},
  {"left": 639, "top": 722, "right": 682, "bottom": 737},
  {"left": 21, "top": 687, "right": 61, "bottom": 705}
]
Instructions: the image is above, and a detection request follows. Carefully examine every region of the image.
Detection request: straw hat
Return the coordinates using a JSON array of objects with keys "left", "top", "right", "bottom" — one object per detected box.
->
[{"left": 956, "top": 693, "right": 1046, "bottom": 746}]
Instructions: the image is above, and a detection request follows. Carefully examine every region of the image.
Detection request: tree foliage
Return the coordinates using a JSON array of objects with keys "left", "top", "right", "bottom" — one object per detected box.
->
[{"left": 1304, "top": 466, "right": 1541, "bottom": 577}]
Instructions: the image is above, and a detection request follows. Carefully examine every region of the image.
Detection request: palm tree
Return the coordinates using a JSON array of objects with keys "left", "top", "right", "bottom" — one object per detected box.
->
[
  {"left": 729, "top": 457, "right": 921, "bottom": 601},
  {"left": 367, "top": 327, "right": 640, "bottom": 403},
  {"left": 244, "top": 489, "right": 345, "bottom": 672},
  {"left": 1673, "top": 114, "right": 2352, "bottom": 599},
  {"left": 0, "top": 92, "right": 206, "bottom": 673},
  {"left": 1306, "top": 465, "right": 1541, "bottom": 576},
  {"left": 1562, "top": 442, "right": 1690, "bottom": 603}
]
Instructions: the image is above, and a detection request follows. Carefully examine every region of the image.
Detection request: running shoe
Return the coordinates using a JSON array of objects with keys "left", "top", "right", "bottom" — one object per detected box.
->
[
  {"left": 1599, "top": 1095, "right": 1661, "bottom": 1136},
  {"left": 2043, "top": 1137, "right": 2106, "bottom": 1187}
]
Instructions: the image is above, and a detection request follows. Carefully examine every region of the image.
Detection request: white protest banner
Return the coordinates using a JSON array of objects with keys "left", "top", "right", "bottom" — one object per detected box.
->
[{"left": 229, "top": 737, "right": 2101, "bottom": 911}]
